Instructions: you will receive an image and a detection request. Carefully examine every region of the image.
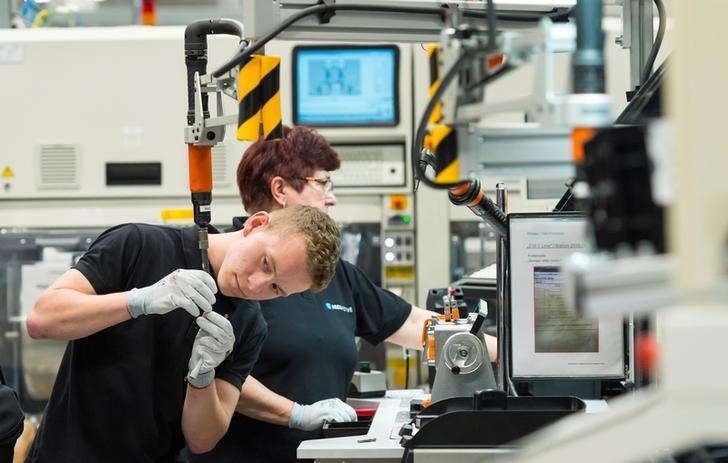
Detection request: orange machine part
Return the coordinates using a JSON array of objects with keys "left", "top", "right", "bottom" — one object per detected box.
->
[
  {"left": 187, "top": 144, "right": 213, "bottom": 193},
  {"left": 140, "top": 0, "right": 156, "bottom": 25},
  {"left": 421, "top": 318, "right": 431, "bottom": 345},
  {"left": 449, "top": 182, "right": 483, "bottom": 208},
  {"left": 427, "top": 336, "right": 436, "bottom": 361},
  {"left": 635, "top": 332, "right": 659, "bottom": 378},
  {"left": 571, "top": 127, "right": 596, "bottom": 164},
  {"left": 487, "top": 54, "right": 505, "bottom": 71},
  {"left": 449, "top": 183, "right": 469, "bottom": 196}
]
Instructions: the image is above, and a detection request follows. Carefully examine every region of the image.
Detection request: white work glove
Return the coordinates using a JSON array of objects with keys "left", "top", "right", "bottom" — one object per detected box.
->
[
  {"left": 289, "top": 398, "right": 357, "bottom": 431},
  {"left": 127, "top": 269, "right": 217, "bottom": 319},
  {"left": 187, "top": 311, "right": 235, "bottom": 388}
]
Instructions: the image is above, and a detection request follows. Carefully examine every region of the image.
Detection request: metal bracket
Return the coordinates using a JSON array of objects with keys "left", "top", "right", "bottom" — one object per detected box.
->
[
  {"left": 184, "top": 71, "right": 229, "bottom": 146},
  {"left": 206, "top": 69, "right": 238, "bottom": 101}
]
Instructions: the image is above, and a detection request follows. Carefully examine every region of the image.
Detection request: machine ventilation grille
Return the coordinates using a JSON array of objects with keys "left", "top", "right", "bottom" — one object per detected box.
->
[
  {"left": 212, "top": 144, "right": 229, "bottom": 188},
  {"left": 37, "top": 144, "right": 80, "bottom": 190}
]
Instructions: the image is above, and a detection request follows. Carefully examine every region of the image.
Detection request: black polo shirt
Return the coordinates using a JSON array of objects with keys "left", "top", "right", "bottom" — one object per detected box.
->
[
  {"left": 26, "top": 223, "right": 267, "bottom": 463},
  {"left": 188, "top": 217, "right": 411, "bottom": 463}
]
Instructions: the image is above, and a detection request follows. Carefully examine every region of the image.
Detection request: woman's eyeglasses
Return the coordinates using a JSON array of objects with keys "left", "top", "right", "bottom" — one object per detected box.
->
[{"left": 291, "top": 176, "right": 335, "bottom": 196}]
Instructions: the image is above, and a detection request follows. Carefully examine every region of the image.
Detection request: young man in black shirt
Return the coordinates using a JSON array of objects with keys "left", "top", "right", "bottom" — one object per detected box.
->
[
  {"left": 24, "top": 205, "right": 340, "bottom": 463},
  {"left": 187, "top": 126, "right": 498, "bottom": 462}
]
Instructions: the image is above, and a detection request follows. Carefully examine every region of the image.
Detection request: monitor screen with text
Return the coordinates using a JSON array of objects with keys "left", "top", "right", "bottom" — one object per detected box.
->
[{"left": 509, "top": 213, "right": 625, "bottom": 379}]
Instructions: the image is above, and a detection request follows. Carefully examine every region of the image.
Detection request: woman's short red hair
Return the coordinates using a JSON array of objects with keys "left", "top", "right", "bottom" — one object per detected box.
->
[{"left": 237, "top": 125, "right": 341, "bottom": 213}]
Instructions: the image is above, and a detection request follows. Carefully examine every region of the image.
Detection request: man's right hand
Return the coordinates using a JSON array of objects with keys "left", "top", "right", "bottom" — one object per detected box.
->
[
  {"left": 289, "top": 398, "right": 357, "bottom": 431},
  {"left": 127, "top": 269, "right": 217, "bottom": 318}
]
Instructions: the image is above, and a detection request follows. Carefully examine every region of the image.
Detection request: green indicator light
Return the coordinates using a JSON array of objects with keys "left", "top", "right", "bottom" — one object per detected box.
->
[{"left": 402, "top": 215, "right": 411, "bottom": 223}]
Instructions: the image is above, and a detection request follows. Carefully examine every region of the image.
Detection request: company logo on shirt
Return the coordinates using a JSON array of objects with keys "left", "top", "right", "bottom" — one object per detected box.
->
[{"left": 325, "top": 302, "right": 353, "bottom": 313}]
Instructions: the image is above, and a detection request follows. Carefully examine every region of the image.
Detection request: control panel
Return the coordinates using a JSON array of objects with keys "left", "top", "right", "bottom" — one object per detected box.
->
[
  {"left": 381, "top": 194, "right": 415, "bottom": 303},
  {"left": 331, "top": 143, "right": 407, "bottom": 188}
]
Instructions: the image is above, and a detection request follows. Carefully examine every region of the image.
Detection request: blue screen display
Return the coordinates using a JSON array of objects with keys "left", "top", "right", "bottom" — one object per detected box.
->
[{"left": 293, "top": 46, "right": 398, "bottom": 126}]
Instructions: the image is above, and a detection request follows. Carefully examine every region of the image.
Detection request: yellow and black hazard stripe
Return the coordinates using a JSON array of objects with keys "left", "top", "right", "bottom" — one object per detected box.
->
[
  {"left": 237, "top": 55, "right": 283, "bottom": 141},
  {"left": 259, "top": 56, "right": 282, "bottom": 140},
  {"left": 237, "top": 55, "right": 261, "bottom": 141},
  {"left": 427, "top": 44, "right": 442, "bottom": 125},
  {"left": 430, "top": 125, "right": 459, "bottom": 183}
]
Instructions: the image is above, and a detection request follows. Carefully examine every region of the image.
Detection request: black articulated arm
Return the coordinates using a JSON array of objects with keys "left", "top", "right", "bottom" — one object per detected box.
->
[{"left": 185, "top": 19, "right": 244, "bottom": 125}]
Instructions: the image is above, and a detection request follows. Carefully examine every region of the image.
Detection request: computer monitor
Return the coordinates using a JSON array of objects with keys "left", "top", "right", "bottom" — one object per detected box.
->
[
  {"left": 508, "top": 212, "right": 625, "bottom": 379},
  {"left": 292, "top": 45, "right": 399, "bottom": 127}
]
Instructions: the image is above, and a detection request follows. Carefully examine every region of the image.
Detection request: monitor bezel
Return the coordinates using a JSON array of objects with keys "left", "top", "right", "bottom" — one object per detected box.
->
[
  {"left": 291, "top": 44, "right": 401, "bottom": 128},
  {"left": 506, "top": 211, "right": 627, "bottom": 380}
]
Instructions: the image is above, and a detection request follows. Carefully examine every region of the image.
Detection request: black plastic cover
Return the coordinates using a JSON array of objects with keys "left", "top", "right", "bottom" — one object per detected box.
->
[{"left": 105, "top": 162, "right": 162, "bottom": 186}]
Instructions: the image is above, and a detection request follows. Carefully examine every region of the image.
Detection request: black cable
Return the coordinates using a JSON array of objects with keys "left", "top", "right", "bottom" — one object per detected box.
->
[
  {"left": 404, "top": 349, "right": 410, "bottom": 389},
  {"left": 212, "top": 4, "right": 564, "bottom": 78},
  {"left": 213, "top": 4, "right": 442, "bottom": 78},
  {"left": 485, "top": 0, "right": 497, "bottom": 52},
  {"left": 413, "top": 61, "right": 515, "bottom": 190},
  {"left": 411, "top": 52, "right": 472, "bottom": 190},
  {"left": 400, "top": 446, "right": 412, "bottom": 463},
  {"left": 463, "top": 61, "right": 515, "bottom": 93},
  {"left": 464, "top": 7, "right": 572, "bottom": 23},
  {"left": 639, "top": 0, "right": 666, "bottom": 85}
]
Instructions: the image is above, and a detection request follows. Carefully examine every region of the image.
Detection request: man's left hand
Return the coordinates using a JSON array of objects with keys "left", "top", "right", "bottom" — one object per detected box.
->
[{"left": 187, "top": 312, "right": 235, "bottom": 388}]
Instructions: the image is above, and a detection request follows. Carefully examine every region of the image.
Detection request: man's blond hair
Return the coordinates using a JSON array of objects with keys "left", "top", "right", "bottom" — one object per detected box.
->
[{"left": 266, "top": 205, "right": 340, "bottom": 292}]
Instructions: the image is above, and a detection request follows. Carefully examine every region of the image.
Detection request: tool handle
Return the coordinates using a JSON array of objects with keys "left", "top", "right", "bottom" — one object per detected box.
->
[{"left": 448, "top": 178, "right": 507, "bottom": 236}]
